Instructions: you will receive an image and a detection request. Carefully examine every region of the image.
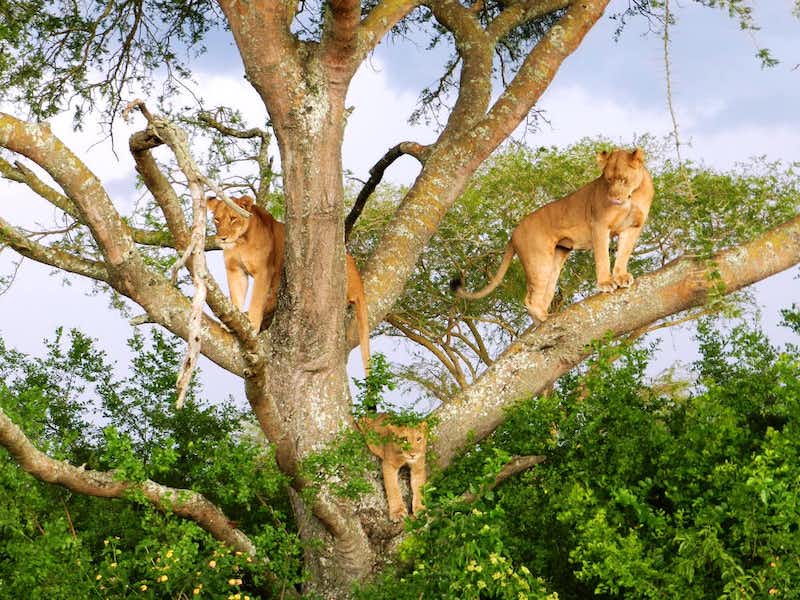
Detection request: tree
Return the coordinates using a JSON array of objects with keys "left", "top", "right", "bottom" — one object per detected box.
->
[{"left": 0, "top": 1, "right": 799, "bottom": 597}]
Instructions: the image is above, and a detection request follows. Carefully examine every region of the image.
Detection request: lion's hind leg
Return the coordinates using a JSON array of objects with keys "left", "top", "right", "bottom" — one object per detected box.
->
[
  {"left": 520, "top": 245, "right": 556, "bottom": 323},
  {"left": 541, "top": 246, "right": 571, "bottom": 318}
]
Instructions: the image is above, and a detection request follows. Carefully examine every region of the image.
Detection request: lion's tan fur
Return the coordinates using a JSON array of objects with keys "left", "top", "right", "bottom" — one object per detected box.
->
[
  {"left": 454, "top": 148, "right": 654, "bottom": 322},
  {"left": 208, "top": 196, "right": 370, "bottom": 374},
  {"left": 360, "top": 415, "right": 427, "bottom": 521}
]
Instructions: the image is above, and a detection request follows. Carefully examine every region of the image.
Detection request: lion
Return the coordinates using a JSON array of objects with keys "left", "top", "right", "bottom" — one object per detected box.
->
[
  {"left": 451, "top": 147, "right": 654, "bottom": 322},
  {"left": 208, "top": 195, "right": 370, "bottom": 374},
  {"left": 359, "top": 414, "right": 427, "bottom": 521}
]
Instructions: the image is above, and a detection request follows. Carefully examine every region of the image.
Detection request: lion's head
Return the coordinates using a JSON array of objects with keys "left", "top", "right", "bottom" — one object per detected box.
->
[
  {"left": 596, "top": 148, "right": 646, "bottom": 206},
  {"left": 207, "top": 195, "right": 254, "bottom": 248},
  {"left": 386, "top": 421, "right": 427, "bottom": 465}
]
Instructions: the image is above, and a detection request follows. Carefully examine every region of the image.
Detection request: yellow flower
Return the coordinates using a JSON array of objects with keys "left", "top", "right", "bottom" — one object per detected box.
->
[
  {"left": 489, "top": 553, "right": 499, "bottom": 565},
  {"left": 520, "top": 565, "right": 531, "bottom": 575},
  {"left": 208, "top": 560, "right": 217, "bottom": 569},
  {"left": 228, "top": 578, "right": 243, "bottom": 586},
  {"left": 492, "top": 571, "right": 503, "bottom": 580},
  {"left": 518, "top": 593, "right": 528, "bottom": 600},
  {"left": 166, "top": 549, "right": 174, "bottom": 558},
  {"left": 157, "top": 574, "right": 168, "bottom": 583},
  {"left": 103, "top": 539, "right": 109, "bottom": 546},
  {"left": 110, "top": 562, "right": 117, "bottom": 569},
  {"left": 95, "top": 574, "right": 102, "bottom": 581},
  {"left": 193, "top": 588, "right": 201, "bottom": 596},
  {"left": 140, "top": 584, "right": 148, "bottom": 592},
  {"left": 477, "top": 580, "right": 487, "bottom": 590}
]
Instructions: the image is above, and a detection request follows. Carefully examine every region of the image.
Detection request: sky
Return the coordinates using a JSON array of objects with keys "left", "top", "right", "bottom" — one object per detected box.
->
[{"left": 0, "top": 0, "right": 798, "bottom": 410}]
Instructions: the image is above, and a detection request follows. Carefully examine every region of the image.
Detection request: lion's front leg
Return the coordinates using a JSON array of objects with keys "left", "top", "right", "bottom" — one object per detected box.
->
[
  {"left": 409, "top": 460, "right": 427, "bottom": 515},
  {"left": 592, "top": 226, "right": 615, "bottom": 292},
  {"left": 382, "top": 461, "right": 407, "bottom": 521},
  {"left": 247, "top": 267, "right": 272, "bottom": 331},
  {"left": 225, "top": 260, "right": 249, "bottom": 313},
  {"left": 612, "top": 226, "right": 643, "bottom": 288}
]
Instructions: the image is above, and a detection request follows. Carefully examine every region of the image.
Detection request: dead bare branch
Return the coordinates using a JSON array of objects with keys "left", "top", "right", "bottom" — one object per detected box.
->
[{"left": 345, "top": 141, "right": 429, "bottom": 240}]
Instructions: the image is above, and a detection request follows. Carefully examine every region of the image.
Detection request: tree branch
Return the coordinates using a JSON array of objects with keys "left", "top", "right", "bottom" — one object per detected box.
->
[
  {"left": 487, "top": 0, "right": 571, "bottom": 41},
  {"left": 356, "top": 2, "right": 421, "bottom": 62},
  {"left": 345, "top": 141, "right": 429, "bottom": 240},
  {"left": 482, "top": 0, "right": 610, "bottom": 144},
  {"left": 0, "top": 113, "right": 136, "bottom": 267},
  {"left": 428, "top": 0, "right": 495, "bottom": 131},
  {"left": 432, "top": 215, "right": 800, "bottom": 469},
  {"left": 322, "top": 0, "right": 361, "bottom": 79},
  {"left": 0, "top": 215, "right": 110, "bottom": 282},
  {"left": 0, "top": 111, "right": 246, "bottom": 376},
  {"left": 0, "top": 405, "right": 256, "bottom": 555},
  {"left": 125, "top": 100, "right": 263, "bottom": 405},
  {"left": 0, "top": 154, "right": 189, "bottom": 249}
]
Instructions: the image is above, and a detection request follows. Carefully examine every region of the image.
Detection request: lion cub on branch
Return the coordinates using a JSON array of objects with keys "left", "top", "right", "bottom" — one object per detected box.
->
[
  {"left": 359, "top": 414, "right": 427, "bottom": 521},
  {"left": 452, "top": 147, "right": 654, "bottom": 322},
  {"left": 208, "top": 195, "right": 370, "bottom": 373}
]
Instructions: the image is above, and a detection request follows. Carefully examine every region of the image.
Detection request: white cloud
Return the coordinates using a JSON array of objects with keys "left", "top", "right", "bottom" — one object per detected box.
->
[
  {"left": 512, "top": 83, "right": 798, "bottom": 171},
  {"left": 344, "top": 60, "right": 435, "bottom": 184}
]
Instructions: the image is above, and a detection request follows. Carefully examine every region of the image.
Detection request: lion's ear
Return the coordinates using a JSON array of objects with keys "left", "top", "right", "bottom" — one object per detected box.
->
[
  {"left": 236, "top": 196, "right": 255, "bottom": 212},
  {"left": 629, "top": 147, "right": 645, "bottom": 165},
  {"left": 207, "top": 197, "right": 220, "bottom": 214},
  {"left": 596, "top": 150, "right": 610, "bottom": 168}
]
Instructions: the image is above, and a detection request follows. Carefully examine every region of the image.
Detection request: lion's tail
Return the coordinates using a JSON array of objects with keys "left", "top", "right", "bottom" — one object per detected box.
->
[{"left": 450, "top": 243, "right": 515, "bottom": 300}]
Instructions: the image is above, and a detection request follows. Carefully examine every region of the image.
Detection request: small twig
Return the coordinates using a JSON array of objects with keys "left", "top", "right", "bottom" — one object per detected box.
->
[
  {"left": 61, "top": 498, "right": 77, "bottom": 539},
  {"left": 461, "top": 455, "right": 546, "bottom": 504}
]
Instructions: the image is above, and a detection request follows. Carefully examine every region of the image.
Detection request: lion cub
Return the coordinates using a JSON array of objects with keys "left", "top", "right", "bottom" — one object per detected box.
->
[
  {"left": 359, "top": 414, "right": 427, "bottom": 521},
  {"left": 452, "top": 147, "right": 654, "bottom": 322},
  {"left": 208, "top": 196, "right": 370, "bottom": 373}
]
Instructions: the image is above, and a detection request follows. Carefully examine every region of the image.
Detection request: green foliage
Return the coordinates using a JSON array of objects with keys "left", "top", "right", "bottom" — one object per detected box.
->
[
  {"left": 353, "top": 353, "right": 398, "bottom": 415},
  {"left": 0, "top": 328, "right": 302, "bottom": 599},
  {"left": 298, "top": 428, "right": 375, "bottom": 503},
  {"left": 0, "top": 0, "right": 223, "bottom": 121},
  {"left": 361, "top": 308, "right": 800, "bottom": 598}
]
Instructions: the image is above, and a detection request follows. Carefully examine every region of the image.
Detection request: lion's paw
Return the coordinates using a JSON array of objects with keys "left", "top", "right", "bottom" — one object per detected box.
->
[
  {"left": 389, "top": 507, "right": 408, "bottom": 522},
  {"left": 613, "top": 272, "right": 634, "bottom": 288},
  {"left": 597, "top": 279, "right": 616, "bottom": 293}
]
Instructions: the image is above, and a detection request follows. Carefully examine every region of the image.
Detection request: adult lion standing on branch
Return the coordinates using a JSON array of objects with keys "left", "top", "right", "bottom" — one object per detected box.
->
[{"left": 452, "top": 147, "right": 654, "bottom": 322}]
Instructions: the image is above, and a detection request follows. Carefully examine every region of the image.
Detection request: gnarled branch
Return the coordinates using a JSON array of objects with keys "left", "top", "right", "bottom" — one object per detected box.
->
[{"left": 0, "top": 405, "right": 255, "bottom": 555}]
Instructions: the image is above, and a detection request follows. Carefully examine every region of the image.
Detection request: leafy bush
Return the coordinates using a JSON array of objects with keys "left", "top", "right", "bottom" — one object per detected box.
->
[
  {"left": 360, "top": 308, "right": 800, "bottom": 598},
  {"left": 0, "top": 328, "right": 302, "bottom": 599}
]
